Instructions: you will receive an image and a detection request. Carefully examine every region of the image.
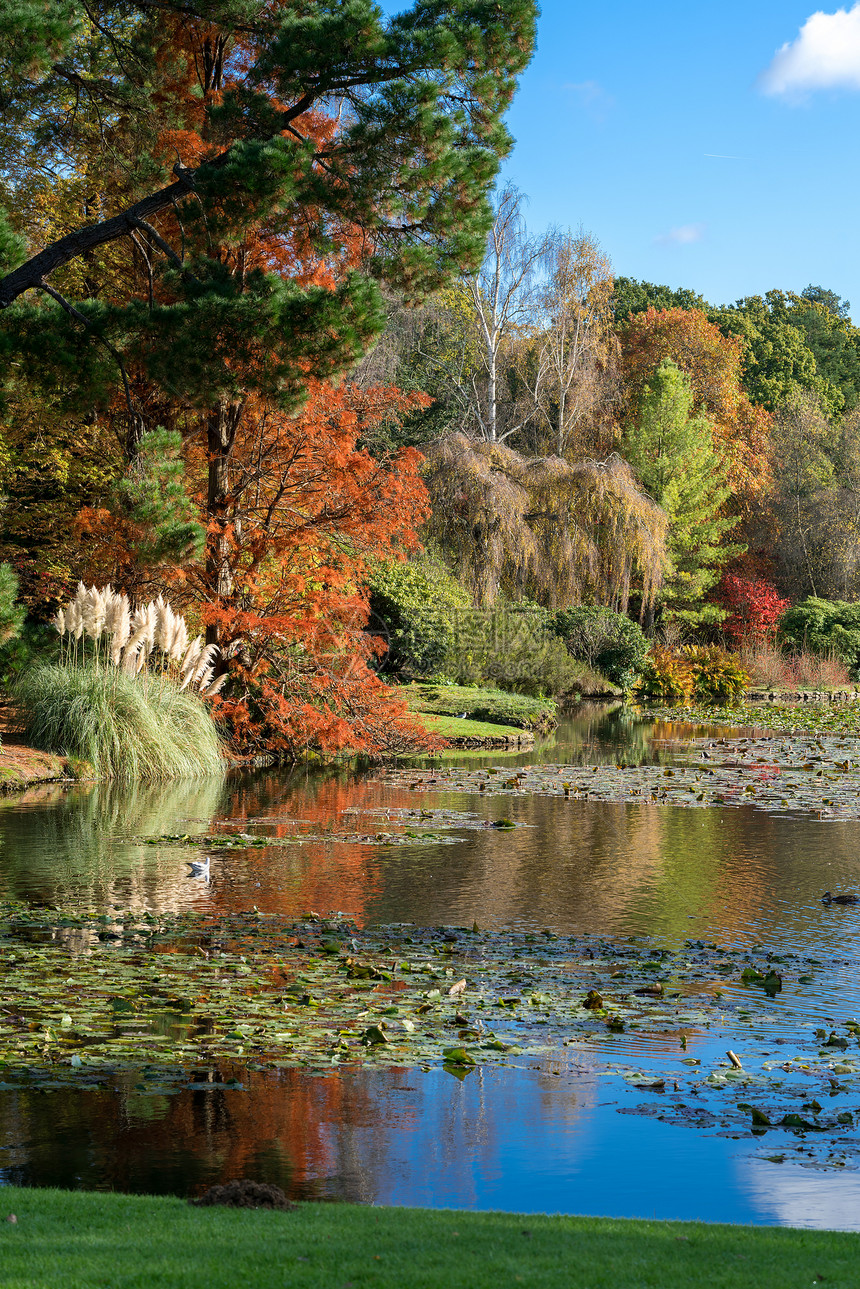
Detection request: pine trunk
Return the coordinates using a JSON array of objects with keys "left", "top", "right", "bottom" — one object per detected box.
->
[{"left": 205, "top": 399, "right": 245, "bottom": 645}]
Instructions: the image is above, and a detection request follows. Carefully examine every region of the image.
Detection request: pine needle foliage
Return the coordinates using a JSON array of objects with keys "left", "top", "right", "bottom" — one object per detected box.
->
[
  {"left": 16, "top": 663, "right": 224, "bottom": 782},
  {"left": 622, "top": 360, "right": 744, "bottom": 626},
  {"left": 423, "top": 433, "right": 667, "bottom": 611}
]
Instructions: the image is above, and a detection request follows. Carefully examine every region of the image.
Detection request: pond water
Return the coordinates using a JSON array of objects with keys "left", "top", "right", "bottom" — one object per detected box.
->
[{"left": 3, "top": 703, "right": 860, "bottom": 1229}]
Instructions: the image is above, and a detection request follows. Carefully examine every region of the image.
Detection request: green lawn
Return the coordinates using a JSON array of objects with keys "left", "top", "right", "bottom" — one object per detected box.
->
[
  {"left": 417, "top": 711, "right": 532, "bottom": 741},
  {"left": 1, "top": 1188, "right": 859, "bottom": 1288},
  {"left": 402, "top": 683, "right": 557, "bottom": 730}
]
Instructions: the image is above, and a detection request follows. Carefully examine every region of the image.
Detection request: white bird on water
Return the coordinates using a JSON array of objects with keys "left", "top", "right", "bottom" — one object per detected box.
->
[{"left": 186, "top": 856, "right": 211, "bottom": 880}]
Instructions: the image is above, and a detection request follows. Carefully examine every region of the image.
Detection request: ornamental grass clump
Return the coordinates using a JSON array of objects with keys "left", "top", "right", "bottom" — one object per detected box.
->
[{"left": 16, "top": 585, "right": 225, "bottom": 782}]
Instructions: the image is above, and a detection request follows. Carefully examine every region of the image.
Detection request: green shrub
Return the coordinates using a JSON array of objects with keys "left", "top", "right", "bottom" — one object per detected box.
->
[
  {"left": 635, "top": 645, "right": 749, "bottom": 706},
  {"left": 777, "top": 599, "right": 860, "bottom": 676},
  {"left": 683, "top": 645, "right": 749, "bottom": 704},
  {"left": 366, "top": 553, "right": 470, "bottom": 677},
  {"left": 551, "top": 606, "right": 648, "bottom": 690},
  {"left": 441, "top": 607, "right": 602, "bottom": 698},
  {"left": 16, "top": 664, "right": 224, "bottom": 782},
  {"left": 0, "top": 619, "right": 57, "bottom": 689}
]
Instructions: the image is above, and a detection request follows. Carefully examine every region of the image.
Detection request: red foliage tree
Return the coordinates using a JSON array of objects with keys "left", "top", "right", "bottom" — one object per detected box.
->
[{"left": 713, "top": 557, "right": 790, "bottom": 644}]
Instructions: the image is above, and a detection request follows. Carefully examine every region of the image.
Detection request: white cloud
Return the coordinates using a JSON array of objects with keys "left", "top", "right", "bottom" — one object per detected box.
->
[
  {"left": 760, "top": 5, "right": 860, "bottom": 95},
  {"left": 654, "top": 223, "right": 707, "bottom": 247},
  {"left": 563, "top": 80, "right": 614, "bottom": 121}
]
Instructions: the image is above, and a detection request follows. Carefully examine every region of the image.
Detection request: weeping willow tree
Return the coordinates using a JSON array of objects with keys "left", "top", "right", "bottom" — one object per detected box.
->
[{"left": 423, "top": 433, "right": 667, "bottom": 611}]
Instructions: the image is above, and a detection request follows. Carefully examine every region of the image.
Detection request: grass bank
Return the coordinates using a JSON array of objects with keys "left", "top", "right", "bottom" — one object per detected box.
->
[
  {"left": 403, "top": 683, "right": 556, "bottom": 731},
  {"left": 418, "top": 711, "right": 535, "bottom": 743},
  {"left": 1, "top": 1187, "right": 858, "bottom": 1289}
]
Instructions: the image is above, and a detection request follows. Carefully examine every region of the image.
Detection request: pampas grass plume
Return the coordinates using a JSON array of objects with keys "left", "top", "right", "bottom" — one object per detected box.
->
[
  {"left": 191, "top": 643, "right": 219, "bottom": 692},
  {"left": 54, "top": 584, "right": 219, "bottom": 690}
]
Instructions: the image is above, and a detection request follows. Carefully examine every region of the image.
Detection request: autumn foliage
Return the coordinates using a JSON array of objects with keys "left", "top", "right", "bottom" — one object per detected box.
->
[
  {"left": 713, "top": 558, "right": 791, "bottom": 644},
  {"left": 194, "top": 381, "right": 436, "bottom": 757},
  {"left": 619, "top": 308, "right": 772, "bottom": 502}
]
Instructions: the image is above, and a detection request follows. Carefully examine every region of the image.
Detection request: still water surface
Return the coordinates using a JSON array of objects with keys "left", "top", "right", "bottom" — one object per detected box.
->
[{"left": 2, "top": 704, "right": 860, "bottom": 1227}]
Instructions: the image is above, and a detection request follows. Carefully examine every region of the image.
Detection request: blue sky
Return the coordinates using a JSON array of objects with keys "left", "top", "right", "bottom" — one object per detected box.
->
[{"left": 493, "top": 2, "right": 860, "bottom": 318}]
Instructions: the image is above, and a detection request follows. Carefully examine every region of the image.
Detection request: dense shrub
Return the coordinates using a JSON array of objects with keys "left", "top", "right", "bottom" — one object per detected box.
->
[
  {"left": 635, "top": 648, "right": 696, "bottom": 704},
  {"left": 714, "top": 569, "right": 790, "bottom": 645},
  {"left": 0, "top": 619, "right": 57, "bottom": 688},
  {"left": 636, "top": 645, "right": 748, "bottom": 706},
  {"left": 441, "top": 606, "right": 605, "bottom": 698},
  {"left": 0, "top": 562, "right": 24, "bottom": 649},
  {"left": 16, "top": 664, "right": 224, "bottom": 782},
  {"left": 366, "top": 554, "right": 470, "bottom": 677},
  {"left": 551, "top": 606, "right": 648, "bottom": 689},
  {"left": 777, "top": 599, "right": 860, "bottom": 676},
  {"left": 683, "top": 646, "right": 749, "bottom": 704},
  {"left": 0, "top": 565, "right": 40, "bottom": 689}
]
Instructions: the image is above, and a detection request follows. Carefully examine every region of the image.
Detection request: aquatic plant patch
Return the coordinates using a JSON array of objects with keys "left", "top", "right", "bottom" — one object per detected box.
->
[
  {"left": 144, "top": 808, "right": 530, "bottom": 850},
  {"left": 645, "top": 700, "right": 860, "bottom": 737},
  {"left": 379, "top": 732, "right": 860, "bottom": 819},
  {"left": 5, "top": 906, "right": 860, "bottom": 1168}
]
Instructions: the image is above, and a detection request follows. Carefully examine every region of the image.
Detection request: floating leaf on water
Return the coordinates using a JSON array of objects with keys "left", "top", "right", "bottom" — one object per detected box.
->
[
  {"left": 781, "top": 1113, "right": 823, "bottom": 1131},
  {"left": 360, "top": 1025, "right": 388, "bottom": 1046},
  {"left": 441, "top": 1047, "right": 476, "bottom": 1067}
]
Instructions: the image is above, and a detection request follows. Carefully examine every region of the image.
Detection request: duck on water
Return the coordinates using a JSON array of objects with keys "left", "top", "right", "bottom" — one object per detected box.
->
[{"left": 822, "top": 891, "right": 860, "bottom": 905}]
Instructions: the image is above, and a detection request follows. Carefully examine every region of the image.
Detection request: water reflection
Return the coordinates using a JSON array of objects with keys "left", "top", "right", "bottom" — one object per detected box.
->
[
  {"left": 3, "top": 768, "right": 858, "bottom": 962},
  {"left": 2, "top": 706, "right": 860, "bottom": 1225},
  {"left": 4, "top": 1054, "right": 845, "bottom": 1227},
  {"left": 739, "top": 1159, "right": 860, "bottom": 1231}
]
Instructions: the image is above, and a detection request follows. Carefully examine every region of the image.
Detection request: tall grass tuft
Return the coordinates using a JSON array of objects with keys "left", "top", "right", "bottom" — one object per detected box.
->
[{"left": 16, "top": 663, "right": 224, "bottom": 782}]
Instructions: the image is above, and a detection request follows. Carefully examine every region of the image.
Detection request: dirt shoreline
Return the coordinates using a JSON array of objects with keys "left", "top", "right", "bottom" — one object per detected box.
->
[
  {"left": 0, "top": 741, "right": 75, "bottom": 792},
  {"left": 0, "top": 703, "right": 76, "bottom": 792}
]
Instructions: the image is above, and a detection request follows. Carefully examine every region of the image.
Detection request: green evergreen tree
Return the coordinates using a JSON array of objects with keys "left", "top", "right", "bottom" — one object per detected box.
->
[
  {"left": 0, "top": 561, "right": 24, "bottom": 645},
  {"left": 623, "top": 360, "right": 743, "bottom": 627},
  {"left": 112, "top": 427, "right": 206, "bottom": 566}
]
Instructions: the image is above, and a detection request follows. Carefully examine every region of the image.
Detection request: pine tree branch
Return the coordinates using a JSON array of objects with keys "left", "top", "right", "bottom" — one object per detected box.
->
[
  {"left": 37, "top": 283, "right": 141, "bottom": 439},
  {"left": 0, "top": 164, "right": 199, "bottom": 309}
]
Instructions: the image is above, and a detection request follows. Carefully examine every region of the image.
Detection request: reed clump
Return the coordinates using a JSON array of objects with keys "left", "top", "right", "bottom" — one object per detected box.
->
[
  {"left": 16, "top": 585, "right": 225, "bottom": 782},
  {"left": 737, "top": 639, "right": 852, "bottom": 691}
]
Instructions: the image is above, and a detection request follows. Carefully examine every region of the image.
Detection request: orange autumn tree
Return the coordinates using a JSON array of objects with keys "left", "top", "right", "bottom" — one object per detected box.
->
[
  {"left": 619, "top": 307, "right": 772, "bottom": 504},
  {"left": 191, "top": 382, "right": 434, "bottom": 757},
  {"left": 3, "top": 1, "right": 536, "bottom": 756}
]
